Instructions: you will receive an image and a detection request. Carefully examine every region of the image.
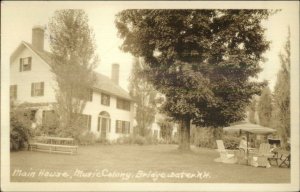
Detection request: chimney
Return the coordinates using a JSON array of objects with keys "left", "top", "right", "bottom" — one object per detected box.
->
[
  {"left": 32, "top": 25, "right": 44, "bottom": 51},
  {"left": 111, "top": 63, "right": 119, "bottom": 85}
]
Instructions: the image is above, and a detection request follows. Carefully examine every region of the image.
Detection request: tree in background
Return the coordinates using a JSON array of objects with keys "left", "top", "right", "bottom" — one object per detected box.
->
[
  {"left": 157, "top": 117, "right": 174, "bottom": 143},
  {"left": 248, "top": 97, "right": 258, "bottom": 124},
  {"left": 129, "top": 58, "right": 158, "bottom": 137},
  {"left": 272, "top": 28, "right": 290, "bottom": 149},
  {"left": 48, "top": 10, "right": 98, "bottom": 138},
  {"left": 116, "top": 10, "right": 271, "bottom": 151},
  {"left": 257, "top": 86, "right": 273, "bottom": 127}
]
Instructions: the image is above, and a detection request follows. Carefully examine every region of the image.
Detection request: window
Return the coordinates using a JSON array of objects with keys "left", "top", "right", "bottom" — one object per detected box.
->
[
  {"left": 31, "top": 82, "right": 44, "bottom": 96},
  {"left": 10, "top": 85, "right": 17, "bottom": 99},
  {"left": 101, "top": 93, "right": 110, "bottom": 106},
  {"left": 116, "top": 98, "right": 131, "bottom": 111},
  {"left": 115, "top": 120, "right": 130, "bottom": 134},
  {"left": 19, "top": 57, "right": 32, "bottom": 72}
]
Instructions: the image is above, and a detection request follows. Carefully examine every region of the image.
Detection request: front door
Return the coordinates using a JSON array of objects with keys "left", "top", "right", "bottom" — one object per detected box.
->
[{"left": 101, "top": 118, "right": 107, "bottom": 139}]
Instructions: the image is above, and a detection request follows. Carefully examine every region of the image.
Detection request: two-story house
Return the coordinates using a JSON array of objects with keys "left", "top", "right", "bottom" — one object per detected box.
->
[{"left": 10, "top": 26, "right": 134, "bottom": 141}]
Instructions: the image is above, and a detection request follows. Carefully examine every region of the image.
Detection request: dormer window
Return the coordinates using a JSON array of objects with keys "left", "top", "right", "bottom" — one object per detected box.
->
[{"left": 20, "top": 57, "right": 32, "bottom": 72}]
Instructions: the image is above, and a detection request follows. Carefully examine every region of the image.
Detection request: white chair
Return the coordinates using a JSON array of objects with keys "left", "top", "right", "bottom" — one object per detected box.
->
[{"left": 214, "top": 140, "right": 237, "bottom": 164}]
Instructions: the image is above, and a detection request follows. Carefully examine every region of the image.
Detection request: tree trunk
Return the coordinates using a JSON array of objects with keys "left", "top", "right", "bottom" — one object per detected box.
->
[
  {"left": 212, "top": 127, "right": 223, "bottom": 140},
  {"left": 178, "top": 118, "right": 191, "bottom": 151}
]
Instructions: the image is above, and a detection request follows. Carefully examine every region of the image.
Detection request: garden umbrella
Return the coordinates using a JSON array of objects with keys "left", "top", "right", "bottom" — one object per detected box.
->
[
  {"left": 223, "top": 122, "right": 277, "bottom": 164},
  {"left": 223, "top": 122, "right": 277, "bottom": 135}
]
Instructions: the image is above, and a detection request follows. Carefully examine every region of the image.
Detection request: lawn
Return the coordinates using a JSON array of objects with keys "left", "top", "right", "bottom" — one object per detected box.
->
[{"left": 10, "top": 144, "right": 290, "bottom": 183}]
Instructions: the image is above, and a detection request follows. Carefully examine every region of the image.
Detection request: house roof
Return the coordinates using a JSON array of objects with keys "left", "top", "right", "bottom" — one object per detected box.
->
[{"left": 10, "top": 41, "right": 132, "bottom": 101}]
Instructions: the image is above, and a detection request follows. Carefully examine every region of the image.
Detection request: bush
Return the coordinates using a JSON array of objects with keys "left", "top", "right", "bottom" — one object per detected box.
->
[
  {"left": 96, "top": 137, "right": 111, "bottom": 145},
  {"left": 191, "top": 127, "right": 215, "bottom": 148},
  {"left": 10, "top": 108, "right": 33, "bottom": 151},
  {"left": 116, "top": 135, "right": 150, "bottom": 145},
  {"left": 145, "top": 135, "right": 158, "bottom": 145},
  {"left": 77, "top": 131, "right": 96, "bottom": 145},
  {"left": 223, "top": 135, "right": 240, "bottom": 149}
]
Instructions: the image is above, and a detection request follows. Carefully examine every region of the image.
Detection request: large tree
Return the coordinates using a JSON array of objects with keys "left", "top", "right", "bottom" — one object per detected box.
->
[
  {"left": 257, "top": 86, "right": 273, "bottom": 127},
  {"left": 116, "top": 10, "right": 271, "bottom": 150},
  {"left": 129, "top": 57, "right": 158, "bottom": 136},
  {"left": 48, "top": 10, "right": 98, "bottom": 137},
  {"left": 273, "top": 28, "right": 290, "bottom": 149},
  {"left": 248, "top": 97, "right": 258, "bottom": 124}
]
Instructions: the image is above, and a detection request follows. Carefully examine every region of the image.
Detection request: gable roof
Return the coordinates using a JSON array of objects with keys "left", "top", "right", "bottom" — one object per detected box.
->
[{"left": 10, "top": 41, "right": 132, "bottom": 101}]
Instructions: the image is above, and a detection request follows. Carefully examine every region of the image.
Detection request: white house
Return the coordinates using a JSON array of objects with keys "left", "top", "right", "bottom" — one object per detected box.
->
[{"left": 10, "top": 26, "right": 134, "bottom": 141}]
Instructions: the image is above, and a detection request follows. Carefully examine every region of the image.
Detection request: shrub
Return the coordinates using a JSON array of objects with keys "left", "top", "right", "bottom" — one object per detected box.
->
[
  {"left": 145, "top": 135, "right": 158, "bottom": 145},
  {"left": 77, "top": 131, "right": 96, "bottom": 145},
  {"left": 223, "top": 135, "right": 240, "bottom": 149},
  {"left": 96, "top": 137, "right": 111, "bottom": 145},
  {"left": 191, "top": 127, "right": 215, "bottom": 148},
  {"left": 10, "top": 108, "right": 33, "bottom": 151},
  {"left": 134, "top": 135, "right": 147, "bottom": 145},
  {"left": 116, "top": 135, "right": 148, "bottom": 145}
]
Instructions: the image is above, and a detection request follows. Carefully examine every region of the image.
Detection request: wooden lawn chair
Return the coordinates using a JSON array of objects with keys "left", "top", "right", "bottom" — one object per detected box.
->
[
  {"left": 250, "top": 143, "right": 273, "bottom": 168},
  {"left": 214, "top": 140, "right": 237, "bottom": 164}
]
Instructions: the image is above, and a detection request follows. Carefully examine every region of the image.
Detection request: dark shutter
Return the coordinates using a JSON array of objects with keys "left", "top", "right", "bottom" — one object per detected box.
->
[
  {"left": 31, "top": 83, "right": 34, "bottom": 96},
  {"left": 122, "top": 121, "right": 125, "bottom": 134},
  {"left": 28, "top": 57, "right": 32, "bottom": 70},
  {"left": 97, "top": 117, "right": 101, "bottom": 131},
  {"left": 127, "top": 122, "right": 130, "bottom": 134},
  {"left": 88, "top": 115, "right": 91, "bottom": 130},
  {"left": 15, "top": 85, "right": 17, "bottom": 99},
  {"left": 115, "top": 120, "right": 118, "bottom": 133},
  {"left": 41, "top": 82, "right": 44, "bottom": 96},
  {"left": 109, "top": 119, "right": 111, "bottom": 132},
  {"left": 19, "top": 58, "right": 22, "bottom": 72}
]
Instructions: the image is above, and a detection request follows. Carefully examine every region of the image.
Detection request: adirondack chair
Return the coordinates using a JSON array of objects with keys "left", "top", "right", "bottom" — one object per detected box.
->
[
  {"left": 214, "top": 140, "right": 237, "bottom": 164},
  {"left": 250, "top": 143, "right": 273, "bottom": 168}
]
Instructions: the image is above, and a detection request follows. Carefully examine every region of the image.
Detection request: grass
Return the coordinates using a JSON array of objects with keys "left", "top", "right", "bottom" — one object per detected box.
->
[{"left": 10, "top": 144, "right": 290, "bottom": 183}]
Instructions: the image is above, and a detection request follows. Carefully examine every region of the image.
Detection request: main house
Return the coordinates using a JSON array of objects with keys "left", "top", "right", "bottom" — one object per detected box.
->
[{"left": 10, "top": 26, "right": 134, "bottom": 141}]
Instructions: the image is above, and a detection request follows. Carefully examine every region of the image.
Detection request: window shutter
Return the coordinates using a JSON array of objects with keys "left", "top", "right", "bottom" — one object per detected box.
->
[
  {"left": 15, "top": 85, "right": 17, "bottom": 99},
  {"left": 41, "top": 82, "right": 44, "bottom": 96},
  {"left": 97, "top": 117, "right": 100, "bottom": 132},
  {"left": 19, "top": 58, "right": 22, "bottom": 72},
  {"left": 115, "top": 120, "right": 118, "bottom": 133},
  {"left": 31, "top": 83, "right": 34, "bottom": 96},
  {"left": 88, "top": 115, "right": 91, "bottom": 130},
  {"left": 122, "top": 121, "right": 125, "bottom": 134},
  {"left": 127, "top": 122, "right": 130, "bottom": 134},
  {"left": 109, "top": 119, "right": 111, "bottom": 132},
  {"left": 28, "top": 57, "right": 32, "bottom": 70}
]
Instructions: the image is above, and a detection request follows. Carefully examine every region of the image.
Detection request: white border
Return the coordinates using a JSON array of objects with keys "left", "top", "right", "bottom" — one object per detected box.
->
[{"left": 1, "top": 1, "right": 299, "bottom": 191}]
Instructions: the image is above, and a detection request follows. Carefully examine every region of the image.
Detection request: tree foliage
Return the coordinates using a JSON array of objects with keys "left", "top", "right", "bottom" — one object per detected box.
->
[
  {"left": 48, "top": 9, "right": 98, "bottom": 137},
  {"left": 129, "top": 58, "right": 158, "bottom": 136},
  {"left": 257, "top": 86, "right": 273, "bottom": 127},
  {"left": 10, "top": 103, "right": 33, "bottom": 151},
  {"left": 116, "top": 10, "right": 271, "bottom": 150},
  {"left": 157, "top": 117, "right": 174, "bottom": 143},
  {"left": 273, "top": 28, "right": 290, "bottom": 149},
  {"left": 247, "top": 97, "right": 258, "bottom": 124}
]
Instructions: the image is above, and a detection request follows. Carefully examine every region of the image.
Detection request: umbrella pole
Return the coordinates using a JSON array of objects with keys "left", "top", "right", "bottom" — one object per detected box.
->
[{"left": 247, "top": 132, "right": 249, "bottom": 165}]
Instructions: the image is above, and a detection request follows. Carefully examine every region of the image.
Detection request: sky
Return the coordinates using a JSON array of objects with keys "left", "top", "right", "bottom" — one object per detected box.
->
[{"left": 1, "top": 1, "right": 299, "bottom": 92}]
